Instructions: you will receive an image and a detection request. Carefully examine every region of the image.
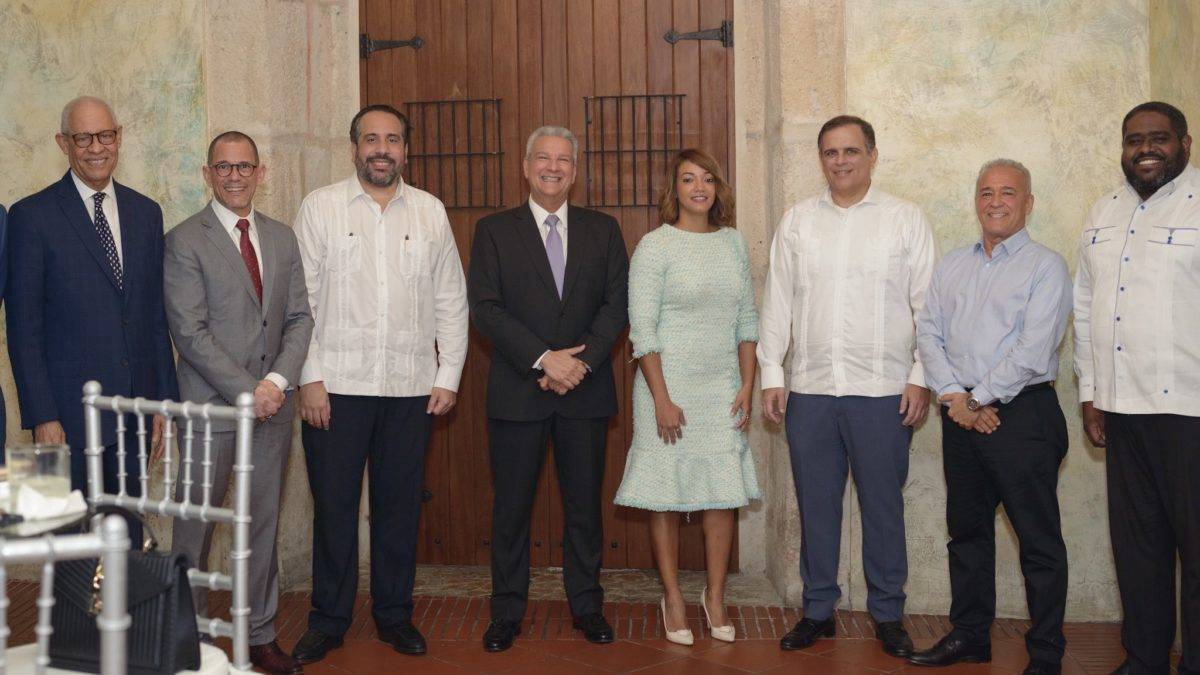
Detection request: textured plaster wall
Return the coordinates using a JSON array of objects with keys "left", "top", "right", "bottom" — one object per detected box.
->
[
  {"left": 1150, "top": 0, "right": 1200, "bottom": 128},
  {"left": 0, "top": 0, "right": 207, "bottom": 449},
  {"left": 0, "top": 0, "right": 359, "bottom": 590},
  {"left": 740, "top": 0, "right": 1168, "bottom": 622}
]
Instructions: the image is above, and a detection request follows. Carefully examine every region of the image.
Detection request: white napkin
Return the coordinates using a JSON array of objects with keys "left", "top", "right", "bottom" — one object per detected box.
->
[{"left": 14, "top": 486, "right": 88, "bottom": 520}]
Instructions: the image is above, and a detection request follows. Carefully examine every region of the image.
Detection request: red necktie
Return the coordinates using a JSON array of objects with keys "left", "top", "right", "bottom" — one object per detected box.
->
[{"left": 235, "top": 219, "right": 263, "bottom": 302}]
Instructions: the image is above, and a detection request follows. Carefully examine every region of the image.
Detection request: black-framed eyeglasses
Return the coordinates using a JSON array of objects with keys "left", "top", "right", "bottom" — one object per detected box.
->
[
  {"left": 67, "top": 129, "right": 118, "bottom": 148},
  {"left": 210, "top": 162, "right": 258, "bottom": 177}
]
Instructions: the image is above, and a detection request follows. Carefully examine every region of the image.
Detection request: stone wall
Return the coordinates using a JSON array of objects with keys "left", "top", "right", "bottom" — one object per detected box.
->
[{"left": 0, "top": 0, "right": 358, "bottom": 589}]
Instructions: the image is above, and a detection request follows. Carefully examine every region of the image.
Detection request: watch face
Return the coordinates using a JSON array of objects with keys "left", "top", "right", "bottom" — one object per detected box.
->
[{"left": 967, "top": 398, "right": 979, "bottom": 411}]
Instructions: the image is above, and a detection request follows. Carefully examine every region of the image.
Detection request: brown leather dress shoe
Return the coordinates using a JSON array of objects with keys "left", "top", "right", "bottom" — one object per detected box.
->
[{"left": 250, "top": 641, "right": 304, "bottom": 675}]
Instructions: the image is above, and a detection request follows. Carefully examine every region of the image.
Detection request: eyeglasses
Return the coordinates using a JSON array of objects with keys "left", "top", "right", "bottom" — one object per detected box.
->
[
  {"left": 67, "top": 129, "right": 118, "bottom": 148},
  {"left": 210, "top": 162, "right": 258, "bottom": 177}
]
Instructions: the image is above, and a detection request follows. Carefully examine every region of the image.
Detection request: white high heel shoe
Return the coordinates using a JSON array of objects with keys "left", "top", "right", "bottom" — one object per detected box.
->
[
  {"left": 659, "top": 596, "right": 694, "bottom": 646},
  {"left": 701, "top": 586, "right": 736, "bottom": 642}
]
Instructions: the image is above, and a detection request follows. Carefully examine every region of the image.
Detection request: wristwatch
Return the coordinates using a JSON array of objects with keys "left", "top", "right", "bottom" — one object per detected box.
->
[{"left": 966, "top": 397, "right": 981, "bottom": 412}]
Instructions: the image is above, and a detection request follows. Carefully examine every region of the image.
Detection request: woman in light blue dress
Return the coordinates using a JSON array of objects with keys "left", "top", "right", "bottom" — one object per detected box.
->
[{"left": 615, "top": 149, "right": 760, "bottom": 645}]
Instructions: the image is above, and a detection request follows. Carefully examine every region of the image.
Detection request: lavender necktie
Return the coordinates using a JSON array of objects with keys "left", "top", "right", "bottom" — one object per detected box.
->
[{"left": 544, "top": 214, "right": 565, "bottom": 298}]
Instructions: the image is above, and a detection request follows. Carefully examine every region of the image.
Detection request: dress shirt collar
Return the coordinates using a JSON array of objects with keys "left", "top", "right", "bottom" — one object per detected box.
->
[
  {"left": 345, "top": 174, "right": 407, "bottom": 209},
  {"left": 528, "top": 197, "right": 569, "bottom": 230},
  {"left": 70, "top": 170, "right": 115, "bottom": 208},
  {"left": 973, "top": 226, "right": 1032, "bottom": 259},
  {"left": 818, "top": 183, "right": 879, "bottom": 210},
  {"left": 210, "top": 198, "right": 256, "bottom": 238},
  {"left": 1124, "top": 163, "right": 1199, "bottom": 203}
]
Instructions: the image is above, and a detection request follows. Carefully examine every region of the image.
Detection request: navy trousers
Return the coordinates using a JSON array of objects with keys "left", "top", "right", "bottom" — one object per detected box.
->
[
  {"left": 784, "top": 393, "right": 912, "bottom": 622},
  {"left": 302, "top": 394, "right": 432, "bottom": 635}
]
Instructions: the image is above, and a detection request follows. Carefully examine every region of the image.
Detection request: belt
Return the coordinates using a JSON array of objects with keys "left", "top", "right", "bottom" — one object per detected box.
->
[{"left": 970, "top": 381, "right": 1053, "bottom": 408}]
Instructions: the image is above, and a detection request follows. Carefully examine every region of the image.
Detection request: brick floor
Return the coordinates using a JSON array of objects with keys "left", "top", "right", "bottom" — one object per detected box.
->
[{"left": 4, "top": 584, "right": 1182, "bottom": 673}]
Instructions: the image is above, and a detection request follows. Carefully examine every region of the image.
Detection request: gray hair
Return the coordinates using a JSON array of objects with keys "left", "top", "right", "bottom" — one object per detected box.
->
[
  {"left": 524, "top": 126, "right": 578, "bottom": 163},
  {"left": 60, "top": 96, "right": 119, "bottom": 134},
  {"left": 976, "top": 158, "right": 1032, "bottom": 192}
]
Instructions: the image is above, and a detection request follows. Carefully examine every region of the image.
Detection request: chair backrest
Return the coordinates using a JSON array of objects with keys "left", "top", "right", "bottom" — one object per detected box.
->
[
  {"left": 81, "top": 381, "right": 253, "bottom": 671},
  {"left": 0, "top": 515, "right": 129, "bottom": 675}
]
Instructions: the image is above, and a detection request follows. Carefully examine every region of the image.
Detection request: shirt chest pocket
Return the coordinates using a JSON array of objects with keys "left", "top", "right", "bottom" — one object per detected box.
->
[
  {"left": 401, "top": 238, "right": 434, "bottom": 277},
  {"left": 329, "top": 233, "right": 363, "bottom": 276},
  {"left": 1083, "top": 225, "right": 1118, "bottom": 247},
  {"left": 793, "top": 235, "right": 821, "bottom": 290},
  {"left": 1148, "top": 225, "right": 1198, "bottom": 248}
]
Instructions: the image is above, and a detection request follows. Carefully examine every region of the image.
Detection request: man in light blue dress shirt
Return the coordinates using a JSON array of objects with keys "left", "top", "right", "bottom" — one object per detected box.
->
[{"left": 910, "top": 160, "right": 1072, "bottom": 675}]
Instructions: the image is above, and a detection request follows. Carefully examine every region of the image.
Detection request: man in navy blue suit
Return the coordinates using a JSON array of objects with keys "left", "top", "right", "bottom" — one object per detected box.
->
[{"left": 6, "top": 96, "right": 177, "bottom": 506}]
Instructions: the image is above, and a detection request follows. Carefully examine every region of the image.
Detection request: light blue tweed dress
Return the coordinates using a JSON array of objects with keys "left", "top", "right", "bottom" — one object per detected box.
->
[{"left": 614, "top": 224, "right": 761, "bottom": 511}]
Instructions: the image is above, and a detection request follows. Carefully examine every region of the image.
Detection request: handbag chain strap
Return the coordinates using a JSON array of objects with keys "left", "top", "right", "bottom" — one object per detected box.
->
[{"left": 87, "top": 534, "right": 158, "bottom": 616}]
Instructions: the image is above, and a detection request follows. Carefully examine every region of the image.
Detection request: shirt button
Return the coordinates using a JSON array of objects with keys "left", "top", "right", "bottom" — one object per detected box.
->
[
  {"left": 1140, "top": 205, "right": 1146, "bottom": 210},
  {"left": 1130, "top": 229, "right": 1136, "bottom": 234},
  {"left": 1116, "top": 346, "right": 1122, "bottom": 351},
  {"left": 1116, "top": 316, "right": 1121, "bottom": 321},
  {"left": 1120, "top": 286, "right": 1125, "bottom": 291},
  {"left": 1164, "top": 389, "right": 1169, "bottom": 394},
  {"left": 1123, "top": 257, "right": 1130, "bottom": 262}
]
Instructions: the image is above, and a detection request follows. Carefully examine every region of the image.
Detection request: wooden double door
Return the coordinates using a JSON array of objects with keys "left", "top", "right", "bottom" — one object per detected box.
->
[{"left": 359, "top": 0, "right": 736, "bottom": 571}]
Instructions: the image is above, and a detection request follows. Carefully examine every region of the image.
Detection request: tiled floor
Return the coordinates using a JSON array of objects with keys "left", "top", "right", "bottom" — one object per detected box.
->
[{"left": 5, "top": 582, "right": 1181, "bottom": 673}]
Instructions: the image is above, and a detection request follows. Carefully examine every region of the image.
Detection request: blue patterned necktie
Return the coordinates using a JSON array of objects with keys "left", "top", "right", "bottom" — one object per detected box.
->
[
  {"left": 92, "top": 192, "right": 123, "bottom": 290},
  {"left": 545, "top": 214, "right": 565, "bottom": 298}
]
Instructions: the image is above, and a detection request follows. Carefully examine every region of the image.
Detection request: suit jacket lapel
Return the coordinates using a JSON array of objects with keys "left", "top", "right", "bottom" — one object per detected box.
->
[
  {"left": 256, "top": 212, "right": 276, "bottom": 316},
  {"left": 200, "top": 205, "right": 263, "bottom": 310},
  {"left": 54, "top": 172, "right": 122, "bottom": 293},
  {"left": 559, "top": 205, "right": 585, "bottom": 305},
  {"left": 515, "top": 204, "right": 559, "bottom": 301}
]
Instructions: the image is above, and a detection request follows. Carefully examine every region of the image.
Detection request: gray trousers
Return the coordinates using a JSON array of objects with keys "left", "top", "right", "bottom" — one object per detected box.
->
[
  {"left": 785, "top": 393, "right": 912, "bottom": 622},
  {"left": 172, "top": 420, "right": 292, "bottom": 646}
]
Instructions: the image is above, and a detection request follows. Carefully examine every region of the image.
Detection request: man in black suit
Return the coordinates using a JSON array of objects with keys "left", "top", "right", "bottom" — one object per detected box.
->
[
  {"left": 469, "top": 126, "right": 629, "bottom": 652},
  {"left": 6, "top": 96, "right": 177, "bottom": 538}
]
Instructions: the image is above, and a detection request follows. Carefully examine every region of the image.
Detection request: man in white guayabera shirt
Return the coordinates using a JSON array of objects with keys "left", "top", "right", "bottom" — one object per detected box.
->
[
  {"left": 290, "top": 104, "right": 468, "bottom": 664},
  {"left": 758, "top": 115, "right": 936, "bottom": 656},
  {"left": 1074, "top": 101, "right": 1200, "bottom": 675}
]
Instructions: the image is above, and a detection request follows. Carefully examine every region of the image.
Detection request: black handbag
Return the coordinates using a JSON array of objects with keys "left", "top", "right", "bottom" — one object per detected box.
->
[{"left": 48, "top": 506, "right": 201, "bottom": 675}]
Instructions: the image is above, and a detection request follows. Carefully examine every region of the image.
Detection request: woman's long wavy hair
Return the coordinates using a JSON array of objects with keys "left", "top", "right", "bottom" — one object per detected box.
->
[{"left": 657, "top": 148, "right": 735, "bottom": 228}]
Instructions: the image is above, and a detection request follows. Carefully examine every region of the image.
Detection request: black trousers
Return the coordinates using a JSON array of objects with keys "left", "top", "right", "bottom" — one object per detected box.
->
[
  {"left": 302, "top": 394, "right": 431, "bottom": 635},
  {"left": 1106, "top": 412, "right": 1200, "bottom": 674},
  {"left": 488, "top": 415, "right": 607, "bottom": 622},
  {"left": 941, "top": 387, "right": 1068, "bottom": 663}
]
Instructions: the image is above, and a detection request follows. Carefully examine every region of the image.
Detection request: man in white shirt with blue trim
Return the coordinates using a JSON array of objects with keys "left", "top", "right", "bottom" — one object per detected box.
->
[{"left": 1074, "top": 101, "right": 1200, "bottom": 675}]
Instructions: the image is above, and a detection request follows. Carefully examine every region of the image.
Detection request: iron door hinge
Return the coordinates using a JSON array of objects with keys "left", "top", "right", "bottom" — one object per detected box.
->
[
  {"left": 360, "top": 33, "right": 425, "bottom": 59},
  {"left": 664, "top": 20, "right": 732, "bottom": 48}
]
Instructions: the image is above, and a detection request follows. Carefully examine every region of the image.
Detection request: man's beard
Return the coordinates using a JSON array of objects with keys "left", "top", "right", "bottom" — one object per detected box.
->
[
  {"left": 356, "top": 156, "right": 400, "bottom": 187},
  {"left": 1123, "top": 150, "right": 1188, "bottom": 196}
]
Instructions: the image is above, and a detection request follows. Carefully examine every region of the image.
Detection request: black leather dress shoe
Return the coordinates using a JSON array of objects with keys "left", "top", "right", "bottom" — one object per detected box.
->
[
  {"left": 906, "top": 634, "right": 990, "bottom": 666},
  {"left": 1023, "top": 660, "right": 1061, "bottom": 674},
  {"left": 378, "top": 620, "right": 427, "bottom": 655},
  {"left": 780, "top": 617, "right": 835, "bottom": 650},
  {"left": 875, "top": 620, "right": 913, "bottom": 657},
  {"left": 1108, "top": 662, "right": 1130, "bottom": 675},
  {"left": 573, "top": 612, "right": 615, "bottom": 644},
  {"left": 483, "top": 619, "right": 521, "bottom": 652},
  {"left": 291, "top": 628, "right": 344, "bottom": 665}
]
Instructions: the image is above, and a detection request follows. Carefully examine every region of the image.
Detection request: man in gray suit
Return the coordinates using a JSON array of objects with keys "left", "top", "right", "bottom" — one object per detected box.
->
[{"left": 164, "top": 131, "right": 313, "bottom": 675}]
